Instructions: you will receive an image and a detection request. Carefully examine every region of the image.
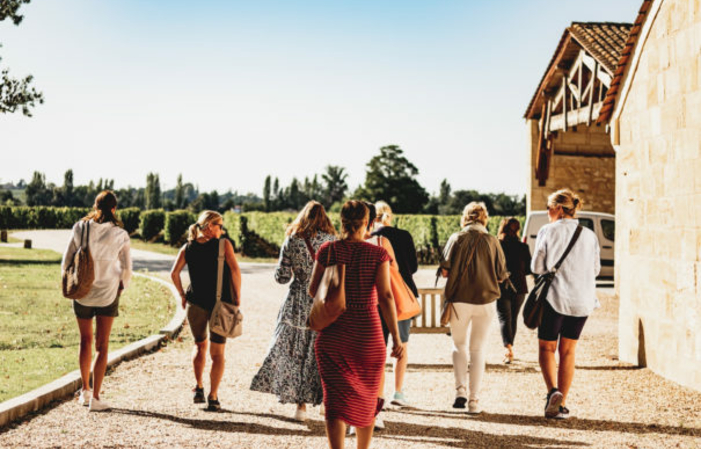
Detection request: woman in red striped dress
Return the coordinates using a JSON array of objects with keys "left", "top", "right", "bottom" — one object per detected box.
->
[{"left": 310, "top": 200, "right": 404, "bottom": 449}]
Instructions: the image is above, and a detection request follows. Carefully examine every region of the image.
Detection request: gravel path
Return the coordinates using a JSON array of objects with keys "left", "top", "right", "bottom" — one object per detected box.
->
[{"left": 1, "top": 231, "right": 699, "bottom": 448}]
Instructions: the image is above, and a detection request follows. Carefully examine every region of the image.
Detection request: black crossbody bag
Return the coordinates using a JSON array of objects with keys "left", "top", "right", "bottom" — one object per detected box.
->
[{"left": 523, "top": 225, "right": 583, "bottom": 330}]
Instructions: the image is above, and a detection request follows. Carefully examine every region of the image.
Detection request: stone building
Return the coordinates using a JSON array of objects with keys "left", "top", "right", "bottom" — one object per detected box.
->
[
  {"left": 599, "top": 0, "right": 701, "bottom": 390},
  {"left": 524, "top": 23, "right": 632, "bottom": 213}
]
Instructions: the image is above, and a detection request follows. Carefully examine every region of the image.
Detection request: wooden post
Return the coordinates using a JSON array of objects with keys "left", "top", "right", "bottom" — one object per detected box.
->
[
  {"left": 0, "top": 230, "right": 7, "bottom": 243},
  {"left": 563, "top": 74, "right": 568, "bottom": 131},
  {"left": 23, "top": 239, "right": 32, "bottom": 249}
]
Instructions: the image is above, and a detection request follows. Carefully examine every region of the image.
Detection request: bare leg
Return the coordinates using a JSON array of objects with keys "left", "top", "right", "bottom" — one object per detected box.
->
[
  {"left": 92, "top": 315, "right": 115, "bottom": 400},
  {"left": 355, "top": 423, "right": 374, "bottom": 449},
  {"left": 557, "top": 338, "right": 578, "bottom": 405},
  {"left": 76, "top": 317, "right": 93, "bottom": 393},
  {"left": 394, "top": 342, "right": 408, "bottom": 393},
  {"left": 538, "top": 339, "right": 558, "bottom": 392},
  {"left": 193, "top": 340, "right": 207, "bottom": 388},
  {"left": 208, "top": 341, "right": 226, "bottom": 399},
  {"left": 325, "top": 418, "right": 346, "bottom": 449}
]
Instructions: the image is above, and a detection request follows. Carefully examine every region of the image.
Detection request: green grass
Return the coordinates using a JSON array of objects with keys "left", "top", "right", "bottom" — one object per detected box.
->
[
  {"left": 129, "top": 239, "right": 278, "bottom": 263},
  {"left": 0, "top": 246, "right": 173, "bottom": 402}
]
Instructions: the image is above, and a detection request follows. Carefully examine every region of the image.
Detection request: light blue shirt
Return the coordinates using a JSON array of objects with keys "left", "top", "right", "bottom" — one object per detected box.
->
[{"left": 531, "top": 219, "right": 600, "bottom": 317}]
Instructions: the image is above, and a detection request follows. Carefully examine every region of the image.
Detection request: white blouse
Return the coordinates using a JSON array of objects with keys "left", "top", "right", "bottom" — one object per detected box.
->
[
  {"left": 531, "top": 218, "right": 601, "bottom": 317},
  {"left": 62, "top": 220, "right": 132, "bottom": 307}
]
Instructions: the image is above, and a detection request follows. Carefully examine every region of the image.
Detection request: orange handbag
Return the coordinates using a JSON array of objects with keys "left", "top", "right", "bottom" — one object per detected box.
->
[{"left": 377, "top": 236, "right": 421, "bottom": 321}]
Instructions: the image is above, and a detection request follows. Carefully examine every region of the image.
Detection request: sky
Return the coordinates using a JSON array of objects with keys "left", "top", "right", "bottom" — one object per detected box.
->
[{"left": 0, "top": 0, "right": 643, "bottom": 197}]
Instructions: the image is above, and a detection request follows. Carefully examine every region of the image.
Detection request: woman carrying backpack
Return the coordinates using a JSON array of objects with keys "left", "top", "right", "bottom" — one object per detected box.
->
[
  {"left": 62, "top": 190, "right": 132, "bottom": 412},
  {"left": 170, "top": 210, "right": 242, "bottom": 411}
]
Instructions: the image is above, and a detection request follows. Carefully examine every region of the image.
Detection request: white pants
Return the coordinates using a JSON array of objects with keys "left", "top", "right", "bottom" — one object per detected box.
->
[{"left": 449, "top": 302, "right": 495, "bottom": 401}]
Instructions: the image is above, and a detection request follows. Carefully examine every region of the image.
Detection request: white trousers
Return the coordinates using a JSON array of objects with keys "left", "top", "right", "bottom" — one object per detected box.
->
[{"left": 449, "top": 302, "right": 495, "bottom": 401}]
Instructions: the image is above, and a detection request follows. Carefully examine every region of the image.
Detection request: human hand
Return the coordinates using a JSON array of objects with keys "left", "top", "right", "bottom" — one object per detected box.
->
[
  {"left": 180, "top": 294, "right": 187, "bottom": 309},
  {"left": 391, "top": 339, "right": 404, "bottom": 359}
]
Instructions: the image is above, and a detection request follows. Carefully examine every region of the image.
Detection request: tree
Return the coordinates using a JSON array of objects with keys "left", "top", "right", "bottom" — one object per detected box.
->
[
  {"left": 0, "top": 0, "right": 44, "bottom": 116},
  {"left": 262, "top": 175, "right": 271, "bottom": 211},
  {"left": 439, "top": 179, "right": 451, "bottom": 205},
  {"left": 321, "top": 165, "right": 348, "bottom": 208},
  {"left": 145, "top": 172, "right": 161, "bottom": 210},
  {"left": 25, "top": 170, "right": 50, "bottom": 205},
  {"left": 62, "top": 169, "right": 74, "bottom": 206},
  {"left": 355, "top": 145, "right": 429, "bottom": 213},
  {"left": 174, "top": 174, "right": 185, "bottom": 209}
]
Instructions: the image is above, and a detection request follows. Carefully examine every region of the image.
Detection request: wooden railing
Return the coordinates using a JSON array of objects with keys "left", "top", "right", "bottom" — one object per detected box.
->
[{"left": 411, "top": 288, "right": 449, "bottom": 333}]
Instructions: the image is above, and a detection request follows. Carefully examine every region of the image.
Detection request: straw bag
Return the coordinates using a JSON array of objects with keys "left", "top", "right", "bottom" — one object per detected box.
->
[
  {"left": 62, "top": 222, "right": 95, "bottom": 300},
  {"left": 308, "top": 241, "right": 346, "bottom": 332},
  {"left": 210, "top": 239, "right": 243, "bottom": 338}
]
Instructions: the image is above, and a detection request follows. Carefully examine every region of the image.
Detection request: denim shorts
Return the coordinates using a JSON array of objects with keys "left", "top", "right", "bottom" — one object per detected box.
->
[
  {"left": 381, "top": 313, "right": 412, "bottom": 344},
  {"left": 538, "top": 300, "right": 588, "bottom": 341},
  {"left": 73, "top": 297, "right": 120, "bottom": 319}
]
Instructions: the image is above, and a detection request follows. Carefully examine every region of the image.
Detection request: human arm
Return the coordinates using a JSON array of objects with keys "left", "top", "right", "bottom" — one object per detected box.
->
[
  {"left": 530, "top": 227, "right": 548, "bottom": 275},
  {"left": 61, "top": 222, "right": 80, "bottom": 271},
  {"left": 376, "top": 260, "right": 404, "bottom": 359},
  {"left": 494, "top": 239, "right": 509, "bottom": 283},
  {"left": 118, "top": 236, "right": 132, "bottom": 291},
  {"left": 170, "top": 246, "right": 188, "bottom": 309},
  {"left": 592, "top": 234, "right": 601, "bottom": 278},
  {"left": 224, "top": 239, "right": 242, "bottom": 306},
  {"left": 274, "top": 237, "right": 293, "bottom": 285},
  {"left": 440, "top": 233, "right": 458, "bottom": 278}
]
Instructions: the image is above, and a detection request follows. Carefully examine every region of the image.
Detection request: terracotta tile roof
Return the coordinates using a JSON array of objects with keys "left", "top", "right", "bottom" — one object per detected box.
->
[
  {"left": 597, "top": 0, "right": 653, "bottom": 124},
  {"left": 524, "top": 22, "right": 632, "bottom": 119}
]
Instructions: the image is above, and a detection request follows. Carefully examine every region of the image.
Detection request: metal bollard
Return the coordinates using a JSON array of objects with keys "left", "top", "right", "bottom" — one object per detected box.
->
[
  {"left": 23, "top": 239, "right": 32, "bottom": 249},
  {"left": 0, "top": 230, "right": 6, "bottom": 243}
]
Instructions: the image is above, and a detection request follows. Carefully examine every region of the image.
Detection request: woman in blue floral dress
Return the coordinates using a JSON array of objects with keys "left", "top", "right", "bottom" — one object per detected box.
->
[{"left": 250, "top": 201, "right": 337, "bottom": 421}]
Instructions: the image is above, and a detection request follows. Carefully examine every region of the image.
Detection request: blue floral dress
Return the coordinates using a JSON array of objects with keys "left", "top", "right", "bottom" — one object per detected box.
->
[{"left": 250, "top": 232, "right": 336, "bottom": 404}]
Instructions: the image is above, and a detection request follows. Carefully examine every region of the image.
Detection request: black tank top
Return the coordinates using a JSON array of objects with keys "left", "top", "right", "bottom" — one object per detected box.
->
[{"left": 185, "top": 238, "right": 233, "bottom": 311}]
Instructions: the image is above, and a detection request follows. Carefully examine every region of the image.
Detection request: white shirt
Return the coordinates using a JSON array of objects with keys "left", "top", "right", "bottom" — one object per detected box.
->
[
  {"left": 531, "top": 219, "right": 600, "bottom": 317},
  {"left": 62, "top": 220, "right": 132, "bottom": 307}
]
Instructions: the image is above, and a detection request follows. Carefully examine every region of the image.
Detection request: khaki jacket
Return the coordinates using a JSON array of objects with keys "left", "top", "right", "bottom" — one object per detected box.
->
[{"left": 440, "top": 223, "right": 509, "bottom": 305}]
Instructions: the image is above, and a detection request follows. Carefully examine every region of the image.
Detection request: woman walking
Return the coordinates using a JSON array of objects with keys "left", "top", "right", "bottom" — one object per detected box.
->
[
  {"left": 496, "top": 217, "right": 532, "bottom": 364},
  {"left": 371, "top": 201, "right": 418, "bottom": 409},
  {"left": 250, "top": 201, "right": 336, "bottom": 421},
  {"left": 310, "top": 200, "right": 403, "bottom": 449},
  {"left": 532, "top": 189, "right": 600, "bottom": 419},
  {"left": 62, "top": 190, "right": 132, "bottom": 412},
  {"left": 440, "top": 202, "right": 508, "bottom": 414},
  {"left": 170, "top": 211, "right": 241, "bottom": 412}
]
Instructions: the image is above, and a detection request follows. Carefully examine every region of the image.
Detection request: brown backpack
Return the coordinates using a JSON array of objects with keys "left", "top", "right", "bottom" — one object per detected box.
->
[{"left": 62, "top": 222, "right": 95, "bottom": 299}]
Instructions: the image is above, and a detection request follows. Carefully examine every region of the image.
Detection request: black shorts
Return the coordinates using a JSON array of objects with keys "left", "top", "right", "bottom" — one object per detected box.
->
[
  {"left": 73, "top": 297, "right": 120, "bottom": 319},
  {"left": 187, "top": 303, "right": 226, "bottom": 344},
  {"left": 538, "top": 300, "right": 588, "bottom": 341}
]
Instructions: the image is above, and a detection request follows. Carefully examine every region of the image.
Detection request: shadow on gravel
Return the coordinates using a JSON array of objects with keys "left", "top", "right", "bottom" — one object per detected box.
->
[
  {"left": 575, "top": 365, "right": 643, "bottom": 371},
  {"left": 377, "top": 420, "right": 588, "bottom": 448},
  {"left": 397, "top": 410, "right": 700, "bottom": 437},
  {"left": 111, "top": 408, "right": 326, "bottom": 436}
]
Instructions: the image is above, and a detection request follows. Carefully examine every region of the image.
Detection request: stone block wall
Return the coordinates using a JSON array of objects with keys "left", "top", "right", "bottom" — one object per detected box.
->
[
  {"left": 615, "top": 0, "right": 701, "bottom": 391},
  {"left": 527, "top": 120, "right": 616, "bottom": 214}
]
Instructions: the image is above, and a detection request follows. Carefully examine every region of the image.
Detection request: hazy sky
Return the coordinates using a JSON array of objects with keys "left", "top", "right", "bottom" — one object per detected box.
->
[{"left": 0, "top": 0, "right": 642, "bottom": 196}]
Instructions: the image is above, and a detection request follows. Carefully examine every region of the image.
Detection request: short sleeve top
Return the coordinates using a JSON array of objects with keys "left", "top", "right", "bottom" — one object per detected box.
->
[{"left": 316, "top": 240, "right": 391, "bottom": 311}]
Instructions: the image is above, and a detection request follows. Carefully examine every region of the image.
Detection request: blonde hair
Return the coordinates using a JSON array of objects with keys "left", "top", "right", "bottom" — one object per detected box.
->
[
  {"left": 187, "top": 210, "right": 223, "bottom": 242},
  {"left": 547, "top": 189, "right": 583, "bottom": 217},
  {"left": 460, "top": 202, "right": 489, "bottom": 227},
  {"left": 286, "top": 201, "right": 337, "bottom": 238},
  {"left": 374, "top": 201, "right": 393, "bottom": 226},
  {"left": 340, "top": 200, "right": 369, "bottom": 239}
]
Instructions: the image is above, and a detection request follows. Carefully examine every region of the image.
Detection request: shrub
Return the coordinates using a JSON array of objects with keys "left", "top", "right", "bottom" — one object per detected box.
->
[
  {"left": 394, "top": 214, "right": 436, "bottom": 249},
  {"left": 0, "top": 206, "right": 90, "bottom": 229},
  {"left": 118, "top": 208, "right": 141, "bottom": 235},
  {"left": 140, "top": 209, "right": 165, "bottom": 241},
  {"left": 243, "top": 212, "right": 296, "bottom": 247},
  {"left": 223, "top": 212, "right": 246, "bottom": 252},
  {"left": 164, "top": 210, "right": 196, "bottom": 246}
]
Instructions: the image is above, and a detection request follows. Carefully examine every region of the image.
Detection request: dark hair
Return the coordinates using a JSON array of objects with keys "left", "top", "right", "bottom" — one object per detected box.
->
[
  {"left": 497, "top": 217, "right": 521, "bottom": 240},
  {"left": 364, "top": 201, "right": 376, "bottom": 231},
  {"left": 82, "top": 190, "right": 123, "bottom": 227},
  {"left": 340, "top": 200, "right": 369, "bottom": 239}
]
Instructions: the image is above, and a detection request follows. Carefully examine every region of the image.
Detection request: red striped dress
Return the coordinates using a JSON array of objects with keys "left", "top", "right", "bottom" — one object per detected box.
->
[{"left": 315, "top": 239, "right": 390, "bottom": 427}]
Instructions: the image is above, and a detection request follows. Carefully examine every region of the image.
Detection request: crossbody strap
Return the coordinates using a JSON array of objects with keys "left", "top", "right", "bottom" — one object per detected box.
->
[
  {"left": 216, "top": 238, "right": 226, "bottom": 303},
  {"left": 303, "top": 237, "right": 316, "bottom": 260},
  {"left": 552, "top": 225, "right": 583, "bottom": 273}
]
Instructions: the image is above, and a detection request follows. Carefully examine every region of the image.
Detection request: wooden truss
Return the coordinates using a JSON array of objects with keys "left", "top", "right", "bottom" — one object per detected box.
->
[{"left": 535, "top": 49, "right": 612, "bottom": 185}]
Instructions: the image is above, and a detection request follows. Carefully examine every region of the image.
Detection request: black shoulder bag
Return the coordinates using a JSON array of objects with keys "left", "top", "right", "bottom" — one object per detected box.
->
[{"left": 523, "top": 225, "right": 583, "bottom": 330}]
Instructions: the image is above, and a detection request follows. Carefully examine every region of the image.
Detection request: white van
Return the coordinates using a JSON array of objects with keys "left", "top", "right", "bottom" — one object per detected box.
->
[{"left": 522, "top": 211, "right": 615, "bottom": 278}]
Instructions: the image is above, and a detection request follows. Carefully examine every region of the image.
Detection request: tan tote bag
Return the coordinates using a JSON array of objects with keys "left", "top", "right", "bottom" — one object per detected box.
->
[
  {"left": 62, "top": 221, "right": 95, "bottom": 300},
  {"left": 308, "top": 241, "right": 346, "bottom": 332},
  {"left": 210, "top": 239, "right": 243, "bottom": 338}
]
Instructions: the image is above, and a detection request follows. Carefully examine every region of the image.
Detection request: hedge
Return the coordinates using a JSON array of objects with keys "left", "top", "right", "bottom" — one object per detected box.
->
[
  {"left": 164, "top": 210, "right": 196, "bottom": 245},
  {"left": 140, "top": 209, "right": 165, "bottom": 241},
  {"left": 118, "top": 208, "right": 141, "bottom": 235},
  {"left": 0, "top": 206, "right": 90, "bottom": 229},
  {"left": 223, "top": 211, "right": 246, "bottom": 252},
  {"left": 243, "top": 212, "right": 296, "bottom": 249}
]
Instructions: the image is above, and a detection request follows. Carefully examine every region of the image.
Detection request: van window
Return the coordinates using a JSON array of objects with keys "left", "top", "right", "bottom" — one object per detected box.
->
[
  {"left": 578, "top": 218, "right": 594, "bottom": 231},
  {"left": 601, "top": 219, "right": 615, "bottom": 241}
]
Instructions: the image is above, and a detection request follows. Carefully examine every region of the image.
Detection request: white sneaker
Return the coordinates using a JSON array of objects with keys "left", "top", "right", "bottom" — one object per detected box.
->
[
  {"left": 374, "top": 415, "right": 385, "bottom": 430},
  {"left": 467, "top": 399, "right": 481, "bottom": 414},
  {"left": 88, "top": 397, "right": 110, "bottom": 412},
  {"left": 293, "top": 408, "right": 307, "bottom": 422},
  {"left": 347, "top": 425, "right": 356, "bottom": 436},
  {"left": 78, "top": 390, "right": 90, "bottom": 407}
]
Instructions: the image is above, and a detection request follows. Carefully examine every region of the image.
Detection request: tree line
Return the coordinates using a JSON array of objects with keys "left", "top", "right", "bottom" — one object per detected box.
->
[{"left": 2, "top": 145, "right": 525, "bottom": 216}]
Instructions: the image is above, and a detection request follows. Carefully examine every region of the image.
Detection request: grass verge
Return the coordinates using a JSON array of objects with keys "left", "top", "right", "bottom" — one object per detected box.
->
[{"left": 0, "top": 246, "right": 173, "bottom": 402}]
